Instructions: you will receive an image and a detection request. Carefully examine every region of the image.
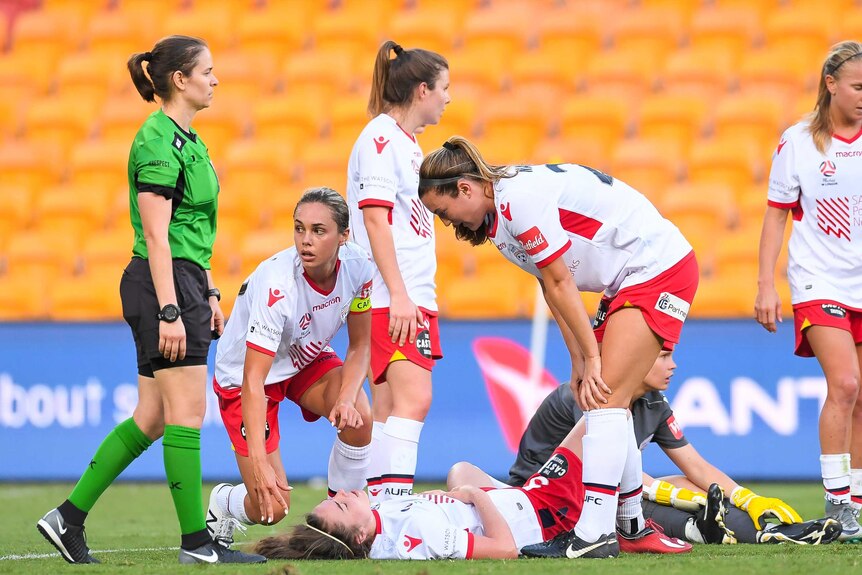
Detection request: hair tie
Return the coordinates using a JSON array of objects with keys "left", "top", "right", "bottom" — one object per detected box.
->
[
  {"left": 142, "top": 51, "right": 153, "bottom": 61},
  {"left": 304, "top": 523, "right": 354, "bottom": 557},
  {"left": 442, "top": 141, "right": 458, "bottom": 151},
  {"left": 392, "top": 44, "right": 404, "bottom": 56}
]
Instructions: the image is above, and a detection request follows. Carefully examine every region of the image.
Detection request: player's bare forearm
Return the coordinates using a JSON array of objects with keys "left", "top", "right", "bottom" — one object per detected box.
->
[
  {"left": 542, "top": 282, "right": 584, "bottom": 364},
  {"left": 363, "top": 207, "right": 409, "bottom": 298},
  {"left": 241, "top": 348, "right": 275, "bottom": 461},
  {"left": 757, "top": 206, "right": 789, "bottom": 288},
  {"left": 666, "top": 444, "right": 738, "bottom": 495},
  {"left": 340, "top": 312, "right": 372, "bottom": 402},
  {"left": 540, "top": 261, "right": 598, "bottom": 359},
  {"left": 452, "top": 487, "right": 517, "bottom": 559}
]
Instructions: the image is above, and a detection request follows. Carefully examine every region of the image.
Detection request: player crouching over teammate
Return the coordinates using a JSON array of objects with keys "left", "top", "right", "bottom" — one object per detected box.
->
[
  {"left": 204, "top": 188, "right": 375, "bottom": 547},
  {"left": 249, "top": 425, "right": 691, "bottom": 561}
]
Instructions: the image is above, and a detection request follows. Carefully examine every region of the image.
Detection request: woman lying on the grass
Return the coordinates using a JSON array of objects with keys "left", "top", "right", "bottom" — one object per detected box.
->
[{"left": 252, "top": 425, "right": 691, "bottom": 560}]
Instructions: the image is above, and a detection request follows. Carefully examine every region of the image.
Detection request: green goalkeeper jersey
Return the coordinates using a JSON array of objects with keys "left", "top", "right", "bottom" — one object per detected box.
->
[{"left": 127, "top": 109, "right": 219, "bottom": 269}]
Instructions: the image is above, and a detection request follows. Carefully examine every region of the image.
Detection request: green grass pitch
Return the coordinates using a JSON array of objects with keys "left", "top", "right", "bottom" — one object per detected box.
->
[{"left": 1, "top": 482, "right": 860, "bottom": 574}]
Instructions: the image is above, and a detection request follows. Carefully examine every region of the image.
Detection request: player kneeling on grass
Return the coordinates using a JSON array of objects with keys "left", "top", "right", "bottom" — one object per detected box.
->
[
  {"left": 503, "top": 350, "right": 841, "bottom": 549},
  {"left": 249, "top": 422, "right": 690, "bottom": 560},
  {"left": 205, "top": 188, "right": 375, "bottom": 547}
]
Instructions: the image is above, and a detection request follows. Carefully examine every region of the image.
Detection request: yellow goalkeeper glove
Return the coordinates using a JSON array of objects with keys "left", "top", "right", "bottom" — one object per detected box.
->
[
  {"left": 730, "top": 486, "right": 803, "bottom": 530},
  {"left": 644, "top": 479, "right": 706, "bottom": 512}
]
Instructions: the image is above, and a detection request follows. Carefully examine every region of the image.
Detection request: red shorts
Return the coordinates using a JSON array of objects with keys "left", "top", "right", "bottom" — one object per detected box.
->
[
  {"left": 370, "top": 307, "right": 442, "bottom": 384},
  {"left": 593, "top": 251, "right": 698, "bottom": 351},
  {"left": 213, "top": 349, "right": 342, "bottom": 456},
  {"left": 793, "top": 300, "right": 862, "bottom": 357},
  {"left": 516, "top": 447, "right": 584, "bottom": 542}
]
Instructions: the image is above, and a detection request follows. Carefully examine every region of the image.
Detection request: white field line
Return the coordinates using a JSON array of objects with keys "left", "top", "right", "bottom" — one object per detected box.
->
[{"left": 0, "top": 547, "right": 177, "bottom": 561}]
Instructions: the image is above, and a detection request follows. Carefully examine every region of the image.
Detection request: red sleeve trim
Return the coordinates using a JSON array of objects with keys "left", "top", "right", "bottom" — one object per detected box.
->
[
  {"left": 535, "top": 240, "right": 572, "bottom": 269},
  {"left": 465, "top": 532, "right": 475, "bottom": 559},
  {"left": 358, "top": 199, "right": 394, "bottom": 209},
  {"left": 246, "top": 341, "right": 276, "bottom": 357},
  {"left": 768, "top": 199, "right": 798, "bottom": 210}
]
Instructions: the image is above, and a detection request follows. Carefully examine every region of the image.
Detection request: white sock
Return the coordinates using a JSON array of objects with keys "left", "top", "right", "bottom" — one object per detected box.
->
[
  {"left": 684, "top": 517, "right": 705, "bottom": 543},
  {"left": 575, "top": 408, "right": 628, "bottom": 541},
  {"left": 617, "top": 413, "right": 645, "bottom": 534},
  {"left": 327, "top": 438, "right": 371, "bottom": 496},
  {"left": 367, "top": 421, "right": 386, "bottom": 504},
  {"left": 821, "top": 453, "right": 851, "bottom": 505},
  {"left": 226, "top": 483, "right": 253, "bottom": 525},
  {"left": 377, "top": 416, "right": 423, "bottom": 501},
  {"left": 850, "top": 468, "right": 862, "bottom": 511}
]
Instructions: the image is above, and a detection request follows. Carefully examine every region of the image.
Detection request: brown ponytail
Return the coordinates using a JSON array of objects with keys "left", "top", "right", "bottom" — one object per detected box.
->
[
  {"left": 127, "top": 35, "right": 208, "bottom": 103},
  {"left": 367, "top": 40, "right": 448, "bottom": 117}
]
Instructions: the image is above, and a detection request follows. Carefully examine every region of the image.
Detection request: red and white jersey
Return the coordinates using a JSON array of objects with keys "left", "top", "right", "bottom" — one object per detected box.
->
[
  {"left": 487, "top": 164, "right": 692, "bottom": 296},
  {"left": 213, "top": 243, "right": 373, "bottom": 390},
  {"left": 768, "top": 121, "right": 862, "bottom": 307},
  {"left": 368, "top": 489, "right": 542, "bottom": 560},
  {"left": 347, "top": 113, "right": 437, "bottom": 311}
]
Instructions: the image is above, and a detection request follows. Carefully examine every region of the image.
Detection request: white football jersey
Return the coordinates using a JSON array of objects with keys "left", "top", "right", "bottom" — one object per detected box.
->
[
  {"left": 347, "top": 113, "right": 437, "bottom": 311},
  {"left": 368, "top": 489, "right": 542, "bottom": 560},
  {"left": 214, "top": 243, "right": 374, "bottom": 390},
  {"left": 768, "top": 121, "right": 862, "bottom": 307},
  {"left": 487, "top": 164, "right": 692, "bottom": 296}
]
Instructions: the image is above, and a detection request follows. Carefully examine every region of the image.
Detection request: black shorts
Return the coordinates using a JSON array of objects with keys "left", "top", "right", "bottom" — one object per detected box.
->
[{"left": 120, "top": 257, "right": 211, "bottom": 377}]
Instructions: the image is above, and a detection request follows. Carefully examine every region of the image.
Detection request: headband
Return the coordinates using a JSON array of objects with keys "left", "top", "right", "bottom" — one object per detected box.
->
[
  {"left": 418, "top": 175, "right": 464, "bottom": 188},
  {"left": 304, "top": 523, "right": 354, "bottom": 557},
  {"left": 827, "top": 51, "right": 862, "bottom": 75}
]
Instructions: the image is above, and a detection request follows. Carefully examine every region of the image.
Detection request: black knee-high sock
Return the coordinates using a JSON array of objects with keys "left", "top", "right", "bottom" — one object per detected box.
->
[{"left": 641, "top": 500, "right": 693, "bottom": 540}]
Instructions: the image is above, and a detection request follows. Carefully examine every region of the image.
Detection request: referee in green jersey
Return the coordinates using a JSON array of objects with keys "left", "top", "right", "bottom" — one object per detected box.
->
[{"left": 37, "top": 35, "right": 264, "bottom": 565}]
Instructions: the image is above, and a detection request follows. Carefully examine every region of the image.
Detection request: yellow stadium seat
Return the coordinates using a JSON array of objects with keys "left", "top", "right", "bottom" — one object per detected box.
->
[
  {"left": 85, "top": 8, "right": 150, "bottom": 58},
  {"left": 839, "top": 11, "right": 862, "bottom": 42},
  {"left": 687, "top": 138, "right": 761, "bottom": 192},
  {"left": 0, "top": 49, "right": 55, "bottom": 97},
  {"left": 582, "top": 50, "right": 659, "bottom": 104},
  {"left": 0, "top": 274, "right": 51, "bottom": 320},
  {"left": 296, "top": 154, "right": 350, "bottom": 194},
  {"left": 529, "top": 137, "right": 612, "bottom": 173},
  {"left": 611, "top": 139, "right": 682, "bottom": 203},
  {"left": 0, "top": 187, "right": 33, "bottom": 248},
  {"left": 215, "top": 267, "right": 249, "bottom": 318},
  {"left": 712, "top": 94, "right": 786, "bottom": 160},
  {"left": 736, "top": 185, "right": 769, "bottom": 230},
  {"left": 56, "top": 51, "right": 128, "bottom": 105},
  {"left": 0, "top": 140, "right": 63, "bottom": 194},
  {"left": 221, "top": 139, "right": 295, "bottom": 227},
  {"left": 162, "top": 7, "right": 235, "bottom": 55},
  {"left": 311, "top": 10, "right": 382, "bottom": 71},
  {"left": 478, "top": 95, "right": 549, "bottom": 154},
  {"left": 535, "top": 10, "right": 603, "bottom": 70},
  {"left": 252, "top": 93, "right": 327, "bottom": 145},
  {"left": 736, "top": 48, "right": 813, "bottom": 105},
  {"left": 209, "top": 51, "right": 279, "bottom": 103},
  {"left": 439, "top": 268, "right": 530, "bottom": 319},
  {"left": 79, "top": 228, "right": 134, "bottom": 278},
  {"left": 713, "top": 228, "right": 762, "bottom": 283},
  {"left": 419, "top": 98, "right": 480, "bottom": 152},
  {"left": 468, "top": 135, "right": 532, "bottom": 166},
  {"left": 329, "top": 96, "right": 373, "bottom": 143},
  {"left": 98, "top": 94, "right": 152, "bottom": 141},
  {"left": 238, "top": 229, "right": 293, "bottom": 277},
  {"left": 3, "top": 230, "right": 80, "bottom": 282},
  {"left": 763, "top": 8, "right": 835, "bottom": 69},
  {"left": 640, "top": 0, "right": 700, "bottom": 23},
  {"left": 691, "top": 275, "right": 756, "bottom": 318},
  {"left": 445, "top": 50, "right": 506, "bottom": 101},
  {"left": 660, "top": 48, "right": 735, "bottom": 104},
  {"left": 637, "top": 94, "right": 709, "bottom": 156},
  {"left": 35, "top": 185, "right": 112, "bottom": 246},
  {"left": 461, "top": 4, "right": 532, "bottom": 67},
  {"left": 191, "top": 97, "right": 248, "bottom": 160},
  {"left": 388, "top": 7, "right": 459, "bottom": 56},
  {"left": 713, "top": 0, "right": 781, "bottom": 22},
  {"left": 69, "top": 139, "right": 130, "bottom": 193},
  {"left": 11, "top": 8, "right": 83, "bottom": 69},
  {"left": 281, "top": 50, "right": 356, "bottom": 107},
  {"left": 24, "top": 96, "right": 98, "bottom": 158},
  {"left": 508, "top": 50, "right": 577, "bottom": 110},
  {"left": 689, "top": 6, "right": 760, "bottom": 66},
  {"left": 559, "top": 95, "right": 631, "bottom": 153},
  {"left": 49, "top": 270, "right": 122, "bottom": 321},
  {"left": 610, "top": 7, "right": 685, "bottom": 67},
  {"left": 210, "top": 228, "right": 239, "bottom": 277},
  {"left": 235, "top": 3, "right": 307, "bottom": 63},
  {"left": 266, "top": 186, "right": 307, "bottom": 233}
]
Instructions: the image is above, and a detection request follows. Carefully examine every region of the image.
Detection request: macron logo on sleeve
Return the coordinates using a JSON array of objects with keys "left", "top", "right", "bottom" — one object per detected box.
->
[
  {"left": 374, "top": 136, "right": 390, "bottom": 154},
  {"left": 515, "top": 226, "right": 547, "bottom": 256},
  {"left": 403, "top": 535, "right": 423, "bottom": 552},
  {"left": 775, "top": 139, "right": 786, "bottom": 156},
  {"left": 268, "top": 288, "right": 285, "bottom": 307}
]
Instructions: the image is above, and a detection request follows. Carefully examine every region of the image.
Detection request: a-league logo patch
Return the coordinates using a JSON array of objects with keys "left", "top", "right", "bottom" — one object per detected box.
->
[
  {"left": 538, "top": 452, "right": 569, "bottom": 479},
  {"left": 415, "top": 329, "right": 432, "bottom": 359},
  {"left": 593, "top": 298, "right": 610, "bottom": 329},
  {"left": 240, "top": 420, "right": 270, "bottom": 441}
]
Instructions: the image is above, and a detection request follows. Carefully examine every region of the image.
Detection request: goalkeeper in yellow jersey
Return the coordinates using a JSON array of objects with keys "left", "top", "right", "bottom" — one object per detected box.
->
[{"left": 506, "top": 350, "right": 841, "bottom": 546}]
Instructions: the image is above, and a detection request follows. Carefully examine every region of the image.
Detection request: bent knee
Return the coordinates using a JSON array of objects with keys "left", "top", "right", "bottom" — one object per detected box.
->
[
  {"left": 826, "top": 374, "right": 861, "bottom": 406},
  {"left": 447, "top": 461, "right": 476, "bottom": 489}
]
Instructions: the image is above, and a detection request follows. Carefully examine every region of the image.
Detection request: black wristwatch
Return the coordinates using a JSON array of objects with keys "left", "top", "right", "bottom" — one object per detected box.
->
[
  {"left": 157, "top": 304, "right": 181, "bottom": 323},
  {"left": 206, "top": 288, "right": 221, "bottom": 301}
]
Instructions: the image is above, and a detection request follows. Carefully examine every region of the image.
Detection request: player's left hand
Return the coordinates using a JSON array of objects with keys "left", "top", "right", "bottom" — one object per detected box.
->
[
  {"left": 731, "top": 487, "right": 803, "bottom": 530},
  {"left": 328, "top": 400, "right": 363, "bottom": 432},
  {"left": 209, "top": 299, "right": 224, "bottom": 338}
]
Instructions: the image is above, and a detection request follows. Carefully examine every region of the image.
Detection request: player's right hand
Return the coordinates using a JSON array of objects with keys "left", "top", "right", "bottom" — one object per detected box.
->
[
  {"left": 250, "top": 458, "right": 290, "bottom": 524},
  {"left": 388, "top": 292, "right": 424, "bottom": 346},
  {"left": 159, "top": 320, "right": 186, "bottom": 361},
  {"left": 754, "top": 285, "right": 782, "bottom": 333}
]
